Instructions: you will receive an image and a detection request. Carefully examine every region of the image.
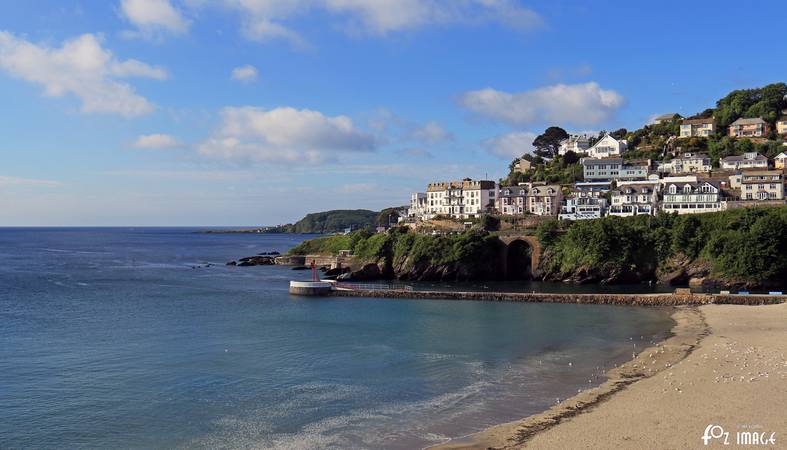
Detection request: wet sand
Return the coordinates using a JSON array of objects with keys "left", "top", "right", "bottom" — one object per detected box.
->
[{"left": 434, "top": 302, "right": 787, "bottom": 449}]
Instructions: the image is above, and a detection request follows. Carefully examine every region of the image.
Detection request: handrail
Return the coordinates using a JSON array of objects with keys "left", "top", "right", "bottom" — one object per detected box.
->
[{"left": 335, "top": 282, "right": 414, "bottom": 292}]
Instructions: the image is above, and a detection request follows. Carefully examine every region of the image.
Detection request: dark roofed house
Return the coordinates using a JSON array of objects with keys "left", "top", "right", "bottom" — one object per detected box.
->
[
  {"left": 720, "top": 152, "right": 768, "bottom": 171},
  {"left": 662, "top": 181, "right": 725, "bottom": 215},
  {"left": 653, "top": 113, "right": 681, "bottom": 125}
]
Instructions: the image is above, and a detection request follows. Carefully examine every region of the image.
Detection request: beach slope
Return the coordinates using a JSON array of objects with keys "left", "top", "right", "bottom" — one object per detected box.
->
[{"left": 436, "top": 303, "right": 787, "bottom": 449}]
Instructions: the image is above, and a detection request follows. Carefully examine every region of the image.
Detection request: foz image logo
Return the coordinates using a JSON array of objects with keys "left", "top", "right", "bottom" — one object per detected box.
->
[{"left": 702, "top": 424, "right": 777, "bottom": 446}]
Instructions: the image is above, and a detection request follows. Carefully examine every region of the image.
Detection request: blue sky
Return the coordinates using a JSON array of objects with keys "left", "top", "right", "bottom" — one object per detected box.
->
[{"left": 0, "top": 0, "right": 783, "bottom": 226}]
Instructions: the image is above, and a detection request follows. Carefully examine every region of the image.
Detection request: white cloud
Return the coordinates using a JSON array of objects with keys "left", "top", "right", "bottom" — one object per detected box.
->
[
  {"left": 0, "top": 176, "right": 60, "bottom": 188},
  {"left": 408, "top": 121, "right": 453, "bottom": 143},
  {"left": 482, "top": 131, "right": 536, "bottom": 159},
  {"left": 0, "top": 32, "right": 166, "bottom": 117},
  {"left": 132, "top": 133, "right": 183, "bottom": 149},
  {"left": 324, "top": 0, "right": 542, "bottom": 35},
  {"left": 460, "top": 82, "right": 625, "bottom": 127},
  {"left": 120, "top": 0, "right": 190, "bottom": 37},
  {"left": 208, "top": 0, "right": 542, "bottom": 44},
  {"left": 198, "top": 106, "right": 376, "bottom": 163},
  {"left": 230, "top": 64, "right": 258, "bottom": 83}
]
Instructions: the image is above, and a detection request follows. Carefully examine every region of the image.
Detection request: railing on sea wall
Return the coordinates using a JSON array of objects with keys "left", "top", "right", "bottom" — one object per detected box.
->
[{"left": 335, "top": 282, "right": 414, "bottom": 292}]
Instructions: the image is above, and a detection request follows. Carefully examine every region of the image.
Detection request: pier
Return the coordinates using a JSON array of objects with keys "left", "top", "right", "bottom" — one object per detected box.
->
[{"left": 291, "top": 283, "right": 786, "bottom": 306}]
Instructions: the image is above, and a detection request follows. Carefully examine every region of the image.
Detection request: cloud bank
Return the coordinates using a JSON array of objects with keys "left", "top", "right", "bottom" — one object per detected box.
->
[
  {"left": 460, "top": 82, "right": 624, "bottom": 127},
  {"left": 198, "top": 106, "right": 376, "bottom": 163}
]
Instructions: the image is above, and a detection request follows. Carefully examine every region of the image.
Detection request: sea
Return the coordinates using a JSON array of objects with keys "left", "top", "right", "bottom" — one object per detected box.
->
[{"left": 0, "top": 228, "right": 675, "bottom": 449}]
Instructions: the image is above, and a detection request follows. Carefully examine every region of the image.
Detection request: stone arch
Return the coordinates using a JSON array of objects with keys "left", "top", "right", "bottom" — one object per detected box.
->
[{"left": 499, "top": 235, "right": 542, "bottom": 280}]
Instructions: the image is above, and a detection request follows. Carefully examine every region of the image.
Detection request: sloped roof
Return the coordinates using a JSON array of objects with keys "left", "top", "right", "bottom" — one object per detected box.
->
[
  {"left": 730, "top": 117, "right": 767, "bottom": 126},
  {"left": 721, "top": 153, "right": 767, "bottom": 163},
  {"left": 682, "top": 117, "right": 715, "bottom": 125}
]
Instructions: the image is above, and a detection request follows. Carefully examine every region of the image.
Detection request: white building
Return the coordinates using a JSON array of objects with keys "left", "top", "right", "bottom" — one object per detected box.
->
[
  {"left": 558, "top": 134, "right": 591, "bottom": 155},
  {"left": 720, "top": 152, "right": 768, "bottom": 171},
  {"left": 586, "top": 134, "right": 627, "bottom": 158},
  {"left": 582, "top": 158, "right": 649, "bottom": 181},
  {"left": 559, "top": 187, "right": 608, "bottom": 221},
  {"left": 608, "top": 183, "right": 659, "bottom": 217},
  {"left": 425, "top": 179, "right": 496, "bottom": 219},
  {"left": 662, "top": 181, "right": 725, "bottom": 215},
  {"left": 407, "top": 193, "right": 427, "bottom": 219}
]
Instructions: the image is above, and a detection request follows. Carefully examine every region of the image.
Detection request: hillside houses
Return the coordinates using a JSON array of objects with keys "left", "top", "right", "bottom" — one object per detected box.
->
[{"left": 404, "top": 84, "right": 787, "bottom": 225}]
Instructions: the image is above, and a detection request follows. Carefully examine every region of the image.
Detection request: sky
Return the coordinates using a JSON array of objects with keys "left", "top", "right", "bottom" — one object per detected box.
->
[{"left": 0, "top": 0, "right": 784, "bottom": 226}]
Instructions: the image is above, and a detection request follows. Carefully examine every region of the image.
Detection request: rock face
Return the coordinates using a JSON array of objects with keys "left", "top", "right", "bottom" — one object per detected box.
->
[
  {"left": 231, "top": 256, "right": 276, "bottom": 266},
  {"left": 338, "top": 263, "right": 381, "bottom": 281}
]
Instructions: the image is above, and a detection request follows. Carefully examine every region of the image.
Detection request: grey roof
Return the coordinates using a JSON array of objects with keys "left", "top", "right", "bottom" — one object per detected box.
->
[
  {"left": 655, "top": 113, "right": 679, "bottom": 120},
  {"left": 721, "top": 153, "right": 767, "bottom": 162},
  {"left": 582, "top": 158, "right": 623, "bottom": 165},
  {"left": 682, "top": 117, "right": 715, "bottom": 125},
  {"left": 665, "top": 180, "right": 721, "bottom": 192},
  {"left": 730, "top": 117, "right": 767, "bottom": 126}
]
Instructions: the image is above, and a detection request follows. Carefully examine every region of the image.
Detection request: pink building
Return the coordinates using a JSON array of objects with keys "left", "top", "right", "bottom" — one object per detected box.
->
[{"left": 728, "top": 117, "right": 770, "bottom": 138}]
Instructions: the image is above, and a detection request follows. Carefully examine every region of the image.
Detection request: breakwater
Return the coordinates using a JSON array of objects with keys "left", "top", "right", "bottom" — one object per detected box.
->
[{"left": 331, "top": 289, "right": 785, "bottom": 306}]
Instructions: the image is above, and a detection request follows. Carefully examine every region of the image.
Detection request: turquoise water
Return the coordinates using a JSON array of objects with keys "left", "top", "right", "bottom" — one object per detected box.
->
[{"left": 0, "top": 228, "right": 675, "bottom": 449}]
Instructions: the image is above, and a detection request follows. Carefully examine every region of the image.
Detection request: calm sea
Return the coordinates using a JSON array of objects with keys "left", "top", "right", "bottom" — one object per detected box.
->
[{"left": 0, "top": 228, "right": 674, "bottom": 449}]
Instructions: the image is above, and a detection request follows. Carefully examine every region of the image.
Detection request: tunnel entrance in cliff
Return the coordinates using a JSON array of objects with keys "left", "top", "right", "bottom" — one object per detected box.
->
[{"left": 506, "top": 240, "right": 532, "bottom": 280}]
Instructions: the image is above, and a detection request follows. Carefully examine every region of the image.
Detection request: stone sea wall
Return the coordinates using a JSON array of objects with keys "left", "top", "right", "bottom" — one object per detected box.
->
[{"left": 331, "top": 289, "right": 785, "bottom": 306}]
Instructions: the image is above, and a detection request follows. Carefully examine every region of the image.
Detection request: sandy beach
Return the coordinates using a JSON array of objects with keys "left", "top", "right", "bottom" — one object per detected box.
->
[{"left": 435, "top": 302, "right": 787, "bottom": 449}]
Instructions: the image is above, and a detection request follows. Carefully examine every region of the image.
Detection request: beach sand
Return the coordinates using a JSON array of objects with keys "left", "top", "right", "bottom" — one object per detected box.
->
[{"left": 434, "top": 302, "right": 787, "bottom": 449}]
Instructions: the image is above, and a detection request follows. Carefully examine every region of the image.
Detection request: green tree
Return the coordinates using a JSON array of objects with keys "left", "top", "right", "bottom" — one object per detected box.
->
[{"left": 533, "top": 126, "right": 569, "bottom": 158}]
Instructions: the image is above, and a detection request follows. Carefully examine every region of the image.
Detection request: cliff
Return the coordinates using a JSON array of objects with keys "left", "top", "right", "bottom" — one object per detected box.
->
[
  {"left": 534, "top": 206, "right": 787, "bottom": 289},
  {"left": 286, "top": 206, "right": 787, "bottom": 289}
]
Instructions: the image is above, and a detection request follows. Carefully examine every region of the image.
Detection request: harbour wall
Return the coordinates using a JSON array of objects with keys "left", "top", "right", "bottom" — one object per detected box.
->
[{"left": 331, "top": 289, "right": 785, "bottom": 306}]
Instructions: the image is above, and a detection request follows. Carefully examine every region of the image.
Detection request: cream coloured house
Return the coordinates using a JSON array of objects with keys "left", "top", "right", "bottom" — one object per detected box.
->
[
  {"left": 774, "top": 152, "right": 787, "bottom": 169},
  {"left": 777, "top": 116, "right": 787, "bottom": 135},
  {"left": 729, "top": 170, "right": 784, "bottom": 201},
  {"left": 425, "top": 179, "right": 496, "bottom": 219},
  {"left": 657, "top": 152, "right": 712, "bottom": 174},
  {"left": 680, "top": 117, "right": 716, "bottom": 137}
]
